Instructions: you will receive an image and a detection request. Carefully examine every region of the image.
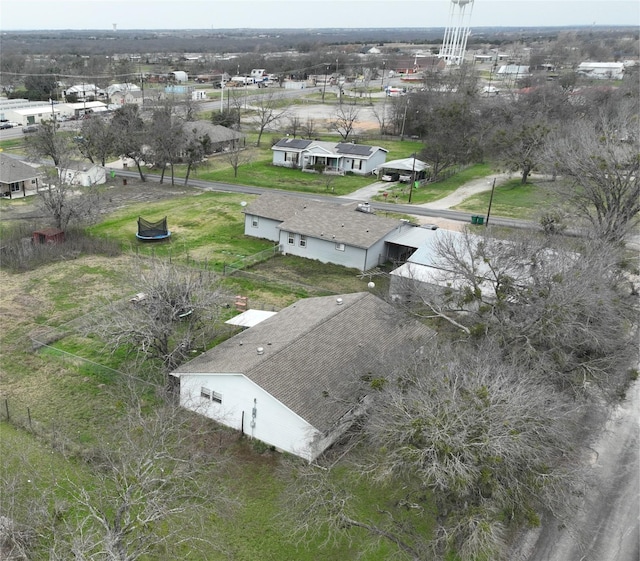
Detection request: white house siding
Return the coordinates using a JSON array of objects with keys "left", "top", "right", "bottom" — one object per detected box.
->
[
  {"left": 244, "top": 214, "right": 281, "bottom": 242},
  {"left": 61, "top": 165, "right": 106, "bottom": 187},
  {"left": 178, "top": 373, "right": 320, "bottom": 460},
  {"left": 272, "top": 150, "right": 301, "bottom": 168}
]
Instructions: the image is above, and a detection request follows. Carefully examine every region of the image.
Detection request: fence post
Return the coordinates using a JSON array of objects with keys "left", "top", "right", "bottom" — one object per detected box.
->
[
  {"left": 4, "top": 398, "right": 9, "bottom": 421},
  {"left": 27, "top": 407, "right": 32, "bottom": 429}
]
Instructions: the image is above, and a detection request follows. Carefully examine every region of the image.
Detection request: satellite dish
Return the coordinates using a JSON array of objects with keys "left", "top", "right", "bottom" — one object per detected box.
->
[
  {"left": 367, "top": 282, "right": 375, "bottom": 289},
  {"left": 240, "top": 201, "right": 247, "bottom": 207}
]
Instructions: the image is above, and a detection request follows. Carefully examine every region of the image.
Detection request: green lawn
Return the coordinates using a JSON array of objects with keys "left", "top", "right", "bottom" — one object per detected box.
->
[
  {"left": 452, "top": 177, "right": 561, "bottom": 219},
  {"left": 371, "top": 163, "right": 495, "bottom": 205},
  {"left": 87, "top": 191, "right": 274, "bottom": 268}
]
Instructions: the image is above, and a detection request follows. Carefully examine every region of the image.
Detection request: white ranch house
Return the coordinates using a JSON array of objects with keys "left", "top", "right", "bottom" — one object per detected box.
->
[
  {"left": 271, "top": 138, "right": 387, "bottom": 176},
  {"left": 171, "top": 292, "right": 432, "bottom": 461}
]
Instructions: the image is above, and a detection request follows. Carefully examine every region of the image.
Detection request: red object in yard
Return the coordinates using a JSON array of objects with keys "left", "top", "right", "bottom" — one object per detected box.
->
[
  {"left": 32, "top": 228, "right": 65, "bottom": 244},
  {"left": 383, "top": 192, "right": 388, "bottom": 198}
]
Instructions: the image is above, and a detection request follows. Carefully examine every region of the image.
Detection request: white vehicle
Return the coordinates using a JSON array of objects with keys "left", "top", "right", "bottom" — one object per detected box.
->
[{"left": 385, "top": 86, "right": 406, "bottom": 97}]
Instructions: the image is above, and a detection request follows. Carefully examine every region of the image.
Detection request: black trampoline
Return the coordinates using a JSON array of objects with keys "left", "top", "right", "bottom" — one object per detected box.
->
[{"left": 136, "top": 216, "right": 171, "bottom": 241}]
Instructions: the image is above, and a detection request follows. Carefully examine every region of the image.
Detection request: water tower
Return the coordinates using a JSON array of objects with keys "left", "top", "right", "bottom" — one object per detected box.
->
[{"left": 439, "top": 0, "right": 475, "bottom": 65}]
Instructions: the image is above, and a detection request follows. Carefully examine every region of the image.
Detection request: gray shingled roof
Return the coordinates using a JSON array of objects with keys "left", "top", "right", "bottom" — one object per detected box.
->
[
  {"left": 278, "top": 201, "right": 401, "bottom": 249},
  {"left": 242, "top": 192, "right": 336, "bottom": 222},
  {"left": 0, "top": 154, "right": 40, "bottom": 184},
  {"left": 244, "top": 193, "right": 402, "bottom": 248},
  {"left": 183, "top": 121, "right": 245, "bottom": 143},
  {"left": 174, "top": 292, "right": 432, "bottom": 432}
]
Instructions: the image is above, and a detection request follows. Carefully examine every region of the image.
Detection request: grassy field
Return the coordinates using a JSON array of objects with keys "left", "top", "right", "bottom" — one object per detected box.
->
[
  {"left": 1, "top": 176, "right": 404, "bottom": 558},
  {"left": 452, "top": 176, "right": 562, "bottom": 219},
  {"left": 0, "top": 126, "right": 543, "bottom": 559},
  {"left": 371, "top": 162, "right": 494, "bottom": 205}
]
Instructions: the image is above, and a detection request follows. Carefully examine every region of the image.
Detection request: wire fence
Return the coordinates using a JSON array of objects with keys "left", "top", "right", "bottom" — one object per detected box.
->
[{"left": 223, "top": 244, "right": 281, "bottom": 276}]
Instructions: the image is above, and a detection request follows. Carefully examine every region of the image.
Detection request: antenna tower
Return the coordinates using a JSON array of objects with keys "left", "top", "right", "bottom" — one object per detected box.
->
[{"left": 439, "top": 0, "right": 475, "bottom": 65}]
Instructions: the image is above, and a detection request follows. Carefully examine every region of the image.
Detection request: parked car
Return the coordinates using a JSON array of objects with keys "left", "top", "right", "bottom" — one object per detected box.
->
[
  {"left": 0, "top": 122, "right": 13, "bottom": 129},
  {"left": 381, "top": 172, "right": 399, "bottom": 182},
  {"left": 22, "top": 125, "right": 39, "bottom": 133},
  {"left": 399, "top": 174, "right": 413, "bottom": 183}
]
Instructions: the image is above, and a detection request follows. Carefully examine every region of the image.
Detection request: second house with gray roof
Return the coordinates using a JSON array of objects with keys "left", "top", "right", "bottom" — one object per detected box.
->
[{"left": 243, "top": 193, "right": 417, "bottom": 271}]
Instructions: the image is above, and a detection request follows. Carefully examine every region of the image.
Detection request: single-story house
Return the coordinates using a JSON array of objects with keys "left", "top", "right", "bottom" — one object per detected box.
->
[
  {"left": 59, "top": 162, "right": 106, "bottom": 187},
  {"left": 242, "top": 193, "right": 416, "bottom": 272},
  {"left": 577, "top": 62, "right": 625, "bottom": 80},
  {"left": 0, "top": 153, "right": 41, "bottom": 198},
  {"left": 63, "top": 84, "right": 106, "bottom": 101},
  {"left": 389, "top": 228, "right": 542, "bottom": 303},
  {"left": 171, "top": 292, "right": 433, "bottom": 461},
  {"left": 182, "top": 121, "right": 246, "bottom": 154},
  {"left": 105, "top": 83, "right": 141, "bottom": 98},
  {"left": 272, "top": 138, "right": 388, "bottom": 176},
  {"left": 374, "top": 157, "right": 429, "bottom": 182},
  {"left": 109, "top": 90, "right": 144, "bottom": 106}
]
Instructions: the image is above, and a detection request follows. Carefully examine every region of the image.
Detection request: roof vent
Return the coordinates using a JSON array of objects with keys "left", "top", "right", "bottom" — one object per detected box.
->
[
  {"left": 336, "top": 298, "right": 343, "bottom": 305},
  {"left": 257, "top": 347, "right": 264, "bottom": 355}
]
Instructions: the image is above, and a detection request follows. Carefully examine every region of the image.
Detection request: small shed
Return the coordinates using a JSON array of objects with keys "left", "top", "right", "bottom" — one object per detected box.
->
[{"left": 32, "top": 228, "right": 65, "bottom": 244}]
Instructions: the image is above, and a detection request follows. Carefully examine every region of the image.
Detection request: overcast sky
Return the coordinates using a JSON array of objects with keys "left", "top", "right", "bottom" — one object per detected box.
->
[{"left": 2, "top": 0, "right": 638, "bottom": 30}]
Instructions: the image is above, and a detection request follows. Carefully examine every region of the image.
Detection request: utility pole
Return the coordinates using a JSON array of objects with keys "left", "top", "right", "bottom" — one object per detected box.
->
[
  {"left": 400, "top": 97, "right": 409, "bottom": 141},
  {"left": 322, "top": 65, "right": 329, "bottom": 103},
  {"left": 408, "top": 153, "right": 417, "bottom": 203},
  {"left": 485, "top": 178, "right": 496, "bottom": 226}
]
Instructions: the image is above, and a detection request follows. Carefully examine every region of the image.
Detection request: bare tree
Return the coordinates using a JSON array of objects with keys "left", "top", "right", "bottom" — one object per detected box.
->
[
  {"left": 79, "top": 115, "right": 116, "bottom": 166},
  {"left": 301, "top": 117, "right": 317, "bottom": 139},
  {"left": 25, "top": 118, "right": 73, "bottom": 167},
  {"left": 148, "top": 103, "right": 185, "bottom": 185},
  {"left": 492, "top": 119, "right": 550, "bottom": 183},
  {"left": 223, "top": 144, "right": 252, "bottom": 178},
  {"left": 183, "top": 136, "right": 207, "bottom": 186},
  {"left": 285, "top": 340, "right": 581, "bottom": 561},
  {"left": 249, "top": 92, "right": 289, "bottom": 147},
  {"left": 286, "top": 115, "right": 302, "bottom": 138},
  {"left": 328, "top": 103, "right": 360, "bottom": 141},
  {"left": 50, "top": 395, "right": 234, "bottom": 561},
  {"left": 405, "top": 229, "right": 638, "bottom": 400},
  {"left": 110, "top": 104, "right": 148, "bottom": 181},
  {"left": 37, "top": 157, "right": 103, "bottom": 230},
  {"left": 370, "top": 100, "right": 389, "bottom": 136},
  {"left": 543, "top": 106, "right": 640, "bottom": 243},
  {"left": 86, "top": 259, "right": 226, "bottom": 375},
  {"left": 2, "top": 387, "right": 236, "bottom": 561}
]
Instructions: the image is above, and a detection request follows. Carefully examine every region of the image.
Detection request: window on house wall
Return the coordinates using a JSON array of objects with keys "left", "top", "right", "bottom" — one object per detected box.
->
[
  {"left": 299, "top": 235, "right": 307, "bottom": 248},
  {"left": 288, "top": 232, "right": 295, "bottom": 245},
  {"left": 352, "top": 159, "right": 363, "bottom": 170},
  {"left": 251, "top": 216, "right": 259, "bottom": 228},
  {"left": 200, "top": 387, "right": 223, "bottom": 404},
  {"left": 335, "top": 243, "right": 345, "bottom": 251},
  {"left": 10, "top": 183, "right": 20, "bottom": 192}
]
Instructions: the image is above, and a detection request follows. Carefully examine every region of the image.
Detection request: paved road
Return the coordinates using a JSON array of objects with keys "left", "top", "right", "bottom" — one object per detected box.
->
[{"left": 113, "top": 168, "right": 538, "bottom": 231}]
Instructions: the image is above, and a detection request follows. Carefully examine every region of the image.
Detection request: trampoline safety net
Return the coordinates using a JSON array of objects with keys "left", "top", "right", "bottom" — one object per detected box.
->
[{"left": 138, "top": 216, "right": 168, "bottom": 238}]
